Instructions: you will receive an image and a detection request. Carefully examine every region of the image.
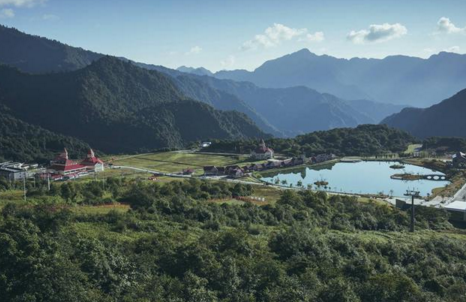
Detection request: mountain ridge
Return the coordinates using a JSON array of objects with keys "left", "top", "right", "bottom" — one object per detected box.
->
[
  {"left": 381, "top": 89, "right": 466, "bottom": 138},
  {"left": 0, "top": 56, "right": 267, "bottom": 153}
]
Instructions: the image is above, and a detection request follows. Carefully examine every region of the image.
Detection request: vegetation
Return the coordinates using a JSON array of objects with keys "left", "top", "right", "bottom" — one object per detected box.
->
[
  {"left": 0, "top": 24, "right": 103, "bottom": 73},
  {"left": 206, "top": 124, "right": 416, "bottom": 157},
  {"left": 0, "top": 176, "right": 465, "bottom": 301},
  {"left": 0, "top": 57, "right": 266, "bottom": 155},
  {"left": 109, "top": 151, "right": 255, "bottom": 175},
  {"left": 0, "top": 108, "right": 92, "bottom": 163},
  {"left": 423, "top": 137, "right": 466, "bottom": 153},
  {"left": 382, "top": 88, "right": 466, "bottom": 139}
]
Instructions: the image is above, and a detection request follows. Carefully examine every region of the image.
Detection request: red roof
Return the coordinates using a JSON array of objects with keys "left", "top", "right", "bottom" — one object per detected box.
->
[{"left": 81, "top": 157, "right": 104, "bottom": 165}]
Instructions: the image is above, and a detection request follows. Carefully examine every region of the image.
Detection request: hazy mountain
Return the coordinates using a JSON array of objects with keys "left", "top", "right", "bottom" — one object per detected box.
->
[
  {"left": 0, "top": 57, "right": 266, "bottom": 153},
  {"left": 382, "top": 89, "right": 466, "bottom": 138},
  {"left": 215, "top": 48, "right": 466, "bottom": 107},
  {"left": 177, "top": 66, "right": 213, "bottom": 76},
  {"left": 346, "top": 100, "right": 406, "bottom": 123},
  {"left": 0, "top": 25, "right": 407, "bottom": 136},
  {"left": 0, "top": 25, "right": 280, "bottom": 136},
  {"left": 0, "top": 25, "right": 103, "bottom": 73}
]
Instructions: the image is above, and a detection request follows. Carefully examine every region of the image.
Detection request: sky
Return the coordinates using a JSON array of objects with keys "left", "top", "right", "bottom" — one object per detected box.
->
[{"left": 0, "top": 0, "right": 465, "bottom": 72}]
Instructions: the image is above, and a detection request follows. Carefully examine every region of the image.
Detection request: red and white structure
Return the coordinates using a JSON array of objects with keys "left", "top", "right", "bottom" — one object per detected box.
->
[
  {"left": 250, "top": 140, "right": 274, "bottom": 160},
  {"left": 81, "top": 149, "right": 105, "bottom": 172},
  {"left": 48, "top": 148, "right": 104, "bottom": 177}
]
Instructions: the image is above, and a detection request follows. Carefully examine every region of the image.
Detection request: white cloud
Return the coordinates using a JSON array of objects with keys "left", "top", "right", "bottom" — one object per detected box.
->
[
  {"left": 0, "top": 0, "right": 45, "bottom": 7},
  {"left": 185, "top": 46, "right": 202, "bottom": 55},
  {"left": 221, "top": 55, "right": 236, "bottom": 68},
  {"left": 241, "top": 23, "right": 320, "bottom": 50},
  {"left": 437, "top": 17, "right": 466, "bottom": 34},
  {"left": 301, "top": 31, "right": 325, "bottom": 42},
  {"left": 444, "top": 46, "right": 460, "bottom": 53},
  {"left": 42, "top": 14, "right": 59, "bottom": 21},
  {"left": 347, "top": 23, "right": 407, "bottom": 44},
  {"left": 0, "top": 8, "right": 14, "bottom": 18}
]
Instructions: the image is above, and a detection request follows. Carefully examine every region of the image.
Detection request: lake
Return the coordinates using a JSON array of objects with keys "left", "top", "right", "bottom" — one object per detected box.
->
[{"left": 260, "top": 161, "right": 449, "bottom": 197}]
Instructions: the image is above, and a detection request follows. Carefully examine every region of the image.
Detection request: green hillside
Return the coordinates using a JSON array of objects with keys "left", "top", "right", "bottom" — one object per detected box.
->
[{"left": 0, "top": 57, "right": 266, "bottom": 154}]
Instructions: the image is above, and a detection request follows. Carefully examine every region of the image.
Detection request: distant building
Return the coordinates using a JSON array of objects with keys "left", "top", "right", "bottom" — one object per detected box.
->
[
  {"left": 49, "top": 148, "right": 104, "bottom": 177},
  {"left": 182, "top": 168, "right": 194, "bottom": 175},
  {"left": 0, "top": 167, "right": 27, "bottom": 181},
  {"left": 0, "top": 162, "right": 40, "bottom": 181},
  {"left": 49, "top": 149, "right": 87, "bottom": 176},
  {"left": 203, "top": 166, "right": 219, "bottom": 176},
  {"left": 250, "top": 140, "right": 274, "bottom": 160},
  {"left": 81, "top": 149, "right": 105, "bottom": 172},
  {"left": 312, "top": 154, "right": 337, "bottom": 164},
  {"left": 453, "top": 152, "right": 466, "bottom": 168}
]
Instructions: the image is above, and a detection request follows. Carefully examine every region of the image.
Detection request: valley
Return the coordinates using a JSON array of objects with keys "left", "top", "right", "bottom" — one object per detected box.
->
[{"left": 1, "top": 3, "right": 466, "bottom": 301}]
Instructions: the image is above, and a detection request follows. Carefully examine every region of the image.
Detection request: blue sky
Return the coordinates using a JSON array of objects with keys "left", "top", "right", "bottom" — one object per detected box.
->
[{"left": 1, "top": 0, "right": 465, "bottom": 71}]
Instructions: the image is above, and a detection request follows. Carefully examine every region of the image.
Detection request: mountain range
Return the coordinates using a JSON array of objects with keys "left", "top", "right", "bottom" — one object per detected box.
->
[
  {"left": 213, "top": 48, "right": 466, "bottom": 108},
  {"left": 0, "top": 57, "right": 266, "bottom": 154},
  {"left": 1, "top": 24, "right": 466, "bottom": 154},
  {"left": 0, "top": 25, "right": 406, "bottom": 137},
  {"left": 382, "top": 89, "right": 466, "bottom": 139}
]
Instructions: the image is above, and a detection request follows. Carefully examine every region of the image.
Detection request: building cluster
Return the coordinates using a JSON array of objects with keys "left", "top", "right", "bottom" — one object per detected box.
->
[
  {"left": 250, "top": 140, "right": 274, "bottom": 160},
  {"left": 46, "top": 148, "right": 104, "bottom": 181},
  {"left": 0, "top": 162, "right": 41, "bottom": 181},
  {"left": 204, "top": 153, "right": 337, "bottom": 178},
  {"left": 0, "top": 148, "right": 105, "bottom": 182},
  {"left": 452, "top": 152, "right": 466, "bottom": 168}
]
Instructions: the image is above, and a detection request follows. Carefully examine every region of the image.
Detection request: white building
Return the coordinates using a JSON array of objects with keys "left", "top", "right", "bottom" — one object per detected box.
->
[{"left": 251, "top": 140, "right": 274, "bottom": 160}]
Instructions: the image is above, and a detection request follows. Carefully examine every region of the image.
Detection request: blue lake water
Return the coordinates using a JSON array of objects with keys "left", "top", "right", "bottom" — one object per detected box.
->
[{"left": 260, "top": 161, "right": 449, "bottom": 197}]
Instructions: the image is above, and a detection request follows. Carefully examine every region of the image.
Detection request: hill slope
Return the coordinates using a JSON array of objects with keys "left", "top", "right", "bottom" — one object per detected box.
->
[
  {"left": 0, "top": 107, "right": 92, "bottom": 162},
  {"left": 215, "top": 48, "right": 466, "bottom": 107},
  {"left": 382, "top": 89, "right": 466, "bottom": 138},
  {"left": 0, "top": 25, "right": 103, "bottom": 73},
  {"left": 0, "top": 57, "right": 266, "bottom": 153},
  {"left": 0, "top": 26, "right": 405, "bottom": 136},
  {"left": 159, "top": 67, "right": 405, "bottom": 135}
]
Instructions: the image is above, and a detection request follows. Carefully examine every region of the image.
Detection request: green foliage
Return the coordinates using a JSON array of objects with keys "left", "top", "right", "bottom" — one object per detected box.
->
[
  {"left": 0, "top": 56, "right": 266, "bottom": 155},
  {"left": 0, "top": 108, "right": 92, "bottom": 163},
  {"left": 423, "top": 137, "right": 466, "bottom": 153},
  {"left": 0, "top": 177, "right": 462, "bottom": 302},
  {"left": 207, "top": 124, "right": 416, "bottom": 157}
]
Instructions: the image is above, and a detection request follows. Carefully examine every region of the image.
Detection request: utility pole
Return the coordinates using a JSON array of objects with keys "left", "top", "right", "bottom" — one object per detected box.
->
[
  {"left": 404, "top": 189, "right": 420, "bottom": 232},
  {"left": 23, "top": 174, "right": 27, "bottom": 202}
]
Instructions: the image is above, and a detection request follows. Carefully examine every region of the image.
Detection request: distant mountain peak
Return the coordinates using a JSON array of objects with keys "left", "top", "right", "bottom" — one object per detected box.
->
[{"left": 177, "top": 66, "right": 213, "bottom": 76}]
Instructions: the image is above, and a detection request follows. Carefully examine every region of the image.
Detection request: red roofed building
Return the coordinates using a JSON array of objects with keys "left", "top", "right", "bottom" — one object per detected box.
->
[
  {"left": 81, "top": 149, "right": 105, "bottom": 172},
  {"left": 49, "top": 148, "right": 105, "bottom": 177},
  {"left": 251, "top": 140, "right": 274, "bottom": 160},
  {"left": 49, "top": 148, "right": 87, "bottom": 176}
]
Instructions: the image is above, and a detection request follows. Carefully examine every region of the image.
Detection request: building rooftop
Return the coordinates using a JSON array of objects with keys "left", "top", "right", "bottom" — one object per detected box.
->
[{"left": 445, "top": 201, "right": 466, "bottom": 212}]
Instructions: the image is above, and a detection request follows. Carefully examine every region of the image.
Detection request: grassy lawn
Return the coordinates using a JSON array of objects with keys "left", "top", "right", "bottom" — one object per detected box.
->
[
  {"left": 109, "top": 151, "right": 262, "bottom": 175},
  {"left": 404, "top": 144, "right": 423, "bottom": 154},
  {"left": 71, "top": 203, "right": 130, "bottom": 215}
]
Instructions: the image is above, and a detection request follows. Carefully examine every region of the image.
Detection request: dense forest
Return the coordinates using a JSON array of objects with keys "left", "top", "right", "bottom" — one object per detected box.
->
[
  {"left": 0, "top": 25, "right": 103, "bottom": 73},
  {"left": 422, "top": 137, "right": 466, "bottom": 153},
  {"left": 382, "top": 88, "right": 466, "bottom": 139},
  {"left": 0, "top": 57, "right": 266, "bottom": 154},
  {"left": 0, "top": 177, "right": 464, "bottom": 301},
  {"left": 205, "top": 125, "right": 416, "bottom": 157},
  {"left": 0, "top": 108, "right": 92, "bottom": 162}
]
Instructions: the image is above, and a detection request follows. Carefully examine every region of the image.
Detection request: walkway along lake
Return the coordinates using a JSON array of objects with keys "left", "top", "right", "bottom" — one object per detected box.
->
[{"left": 260, "top": 161, "right": 450, "bottom": 198}]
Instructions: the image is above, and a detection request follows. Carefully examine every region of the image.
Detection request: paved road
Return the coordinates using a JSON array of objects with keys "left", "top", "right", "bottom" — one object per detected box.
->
[
  {"left": 111, "top": 165, "right": 190, "bottom": 178},
  {"left": 452, "top": 182, "right": 466, "bottom": 202}
]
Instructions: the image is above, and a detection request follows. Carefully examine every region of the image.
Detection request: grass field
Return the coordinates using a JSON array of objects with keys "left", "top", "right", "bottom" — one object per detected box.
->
[
  {"left": 108, "top": 151, "right": 260, "bottom": 175},
  {"left": 404, "top": 144, "right": 423, "bottom": 154}
]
